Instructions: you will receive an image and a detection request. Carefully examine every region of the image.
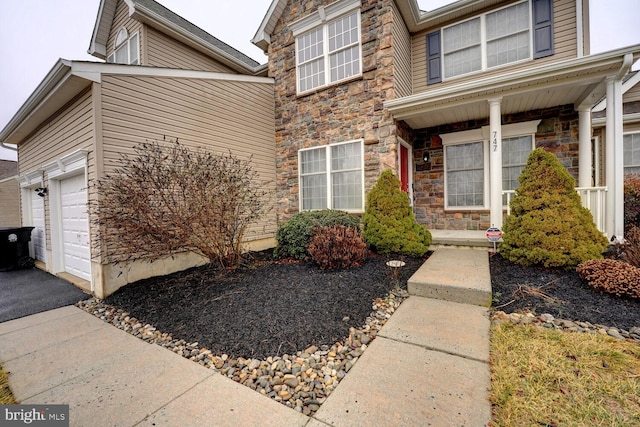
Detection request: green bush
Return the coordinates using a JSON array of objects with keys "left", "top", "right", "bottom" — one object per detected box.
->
[
  {"left": 362, "top": 170, "right": 431, "bottom": 257},
  {"left": 274, "top": 210, "right": 361, "bottom": 260},
  {"left": 500, "top": 148, "right": 608, "bottom": 268},
  {"left": 308, "top": 225, "right": 368, "bottom": 270}
]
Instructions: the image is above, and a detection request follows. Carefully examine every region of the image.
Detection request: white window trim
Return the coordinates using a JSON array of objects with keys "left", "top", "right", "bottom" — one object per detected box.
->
[
  {"left": 107, "top": 29, "right": 140, "bottom": 65},
  {"left": 441, "top": 120, "right": 540, "bottom": 210},
  {"left": 298, "top": 139, "right": 365, "bottom": 213},
  {"left": 398, "top": 138, "right": 414, "bottom": 206},
  {"left": 441, "top": 0, "right": 533, "bottom": 81},
  {"left": 292, "top": 0, "right": 363, "bottom": 95},
  {"left": 623, "top": 131, "right": 640, "bottom": 174}
]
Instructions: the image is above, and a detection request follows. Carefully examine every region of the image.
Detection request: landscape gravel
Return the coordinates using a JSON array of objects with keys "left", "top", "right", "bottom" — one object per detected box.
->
[{"left": 77, "top": 286, "right": 408, "bottom": 416}]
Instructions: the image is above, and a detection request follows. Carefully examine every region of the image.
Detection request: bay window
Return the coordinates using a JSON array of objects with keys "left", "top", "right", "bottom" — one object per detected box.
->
[{"left": 299, "top": 140, "right": 364, "bottom": 211}]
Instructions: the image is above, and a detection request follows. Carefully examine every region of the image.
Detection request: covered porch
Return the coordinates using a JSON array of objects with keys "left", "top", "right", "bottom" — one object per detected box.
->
[{"left": 386, "top": 46, "right": 640, "bottom": 242}]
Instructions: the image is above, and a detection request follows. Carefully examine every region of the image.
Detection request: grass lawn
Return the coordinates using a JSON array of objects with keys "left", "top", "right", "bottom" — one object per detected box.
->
[
  {"left": 0, "top": 365, "right": 16, "bottom": 404},
  {"left": 490, "top": 322, "right": 640, "bottom": 426}
]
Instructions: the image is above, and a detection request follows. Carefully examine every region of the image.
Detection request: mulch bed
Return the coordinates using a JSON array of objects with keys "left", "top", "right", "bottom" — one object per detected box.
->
[
  {"left": 490, "top": 253, "right": 640, "bottom": 330},
  {"left": 105, "top": 251, "right": 425, "bottom": 360}
]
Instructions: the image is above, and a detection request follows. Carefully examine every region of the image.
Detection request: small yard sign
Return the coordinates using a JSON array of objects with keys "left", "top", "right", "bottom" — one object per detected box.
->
[{"left": 485, "top": 227, "right": 503, "bottom": 242}]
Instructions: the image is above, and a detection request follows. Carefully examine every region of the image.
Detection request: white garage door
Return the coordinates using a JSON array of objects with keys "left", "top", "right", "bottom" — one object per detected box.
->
[
  {"left": 30, "top": 190, "right": 46, "bottom": 262},
  {"left": 60, "top": 174, "right": 91, "bottom": 281}
]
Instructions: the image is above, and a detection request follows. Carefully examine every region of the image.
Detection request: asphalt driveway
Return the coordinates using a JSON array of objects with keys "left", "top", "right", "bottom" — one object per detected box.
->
[{"left": 0, "top": 268, "right": 90, "bottom": 323}]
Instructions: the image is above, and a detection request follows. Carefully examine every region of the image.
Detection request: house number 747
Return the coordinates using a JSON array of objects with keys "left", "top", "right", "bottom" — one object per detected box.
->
[{"left": 492, "top": 131, "right": 498, "bottom": 152}]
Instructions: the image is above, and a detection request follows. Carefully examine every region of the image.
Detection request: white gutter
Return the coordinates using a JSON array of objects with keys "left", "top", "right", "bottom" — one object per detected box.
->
[
  {"left": 576, "top": 0, "right": 583, "bottom": 58},
  {"left": 0, "top": 142, "right": 17, "bottom": 152}
]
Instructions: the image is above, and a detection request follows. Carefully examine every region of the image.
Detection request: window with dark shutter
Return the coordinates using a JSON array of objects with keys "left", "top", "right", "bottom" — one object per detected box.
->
[
  {"left": 426, "top": 30, "right": 442, "bottom": 85},
  {"left": 532, "top": 0, "right": 554, "bottom": 58}
]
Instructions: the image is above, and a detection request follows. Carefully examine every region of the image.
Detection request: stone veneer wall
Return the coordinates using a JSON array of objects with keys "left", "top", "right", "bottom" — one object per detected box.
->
[
  {"left": 269, "top": 0, "right": 404, "bottom": 223},
  {"left": 410, "top": 104, "right": 580, "bottom": 230}
]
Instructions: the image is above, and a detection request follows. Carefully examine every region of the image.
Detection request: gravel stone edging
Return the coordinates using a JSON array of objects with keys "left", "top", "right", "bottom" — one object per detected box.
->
[
  {"left": 491, "top": 310, "right": 640, "bottom": 343},
  {"left": 76, "top": 288, "right": 409, "bottom": 416}
]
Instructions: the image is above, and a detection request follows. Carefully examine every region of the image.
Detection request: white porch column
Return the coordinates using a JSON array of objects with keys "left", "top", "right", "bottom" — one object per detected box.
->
[
  {"left": 488, "top": 98, "right": 503, "bottom": 229},
  {"left": 605, "top": 76, "right": 625, "bottom": 241},
  {"left": 578, "top": 107, "right": 592, "bottom": 187}
]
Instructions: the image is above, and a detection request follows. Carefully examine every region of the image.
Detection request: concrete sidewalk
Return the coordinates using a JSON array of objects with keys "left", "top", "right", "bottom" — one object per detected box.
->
[{"left": 0, "top": 248, "right": 492, "bottom": 426}]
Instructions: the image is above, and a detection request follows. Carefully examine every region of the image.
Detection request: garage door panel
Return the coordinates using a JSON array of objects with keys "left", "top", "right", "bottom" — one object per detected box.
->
[{"left": 60, "top": 175, "right": 91, "bottom": 281}]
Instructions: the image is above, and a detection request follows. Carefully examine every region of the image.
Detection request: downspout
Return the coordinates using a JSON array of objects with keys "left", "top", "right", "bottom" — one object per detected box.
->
[{"left": 576, "top": 0, "right": 583, "bottom": 58}]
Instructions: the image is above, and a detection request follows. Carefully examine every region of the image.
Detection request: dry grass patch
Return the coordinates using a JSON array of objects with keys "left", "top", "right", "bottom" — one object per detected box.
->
[
  {"left": 0, "top": 365, "right": 16, "bottom": 404},
  {"left": 491, "top": 322, "right": 640, "bottom": 426}
]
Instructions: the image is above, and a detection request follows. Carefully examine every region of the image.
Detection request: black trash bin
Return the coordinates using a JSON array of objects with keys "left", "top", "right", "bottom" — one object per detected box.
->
[{"left": 0, "top": 227, "right": 36, "bottom": 271}]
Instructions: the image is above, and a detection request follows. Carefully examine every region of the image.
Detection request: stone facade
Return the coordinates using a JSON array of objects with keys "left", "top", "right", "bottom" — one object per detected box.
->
[
  {"left": 269, "top": 0, "right": 405, "bottom": 223},
  {"left": 411, "top": 105, "right": 580, "bottom": 231}
]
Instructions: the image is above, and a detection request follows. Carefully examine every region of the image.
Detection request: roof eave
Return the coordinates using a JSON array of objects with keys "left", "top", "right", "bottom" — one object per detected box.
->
[{"left": 386, "top": 46, "right": 640, "bottom": 119}]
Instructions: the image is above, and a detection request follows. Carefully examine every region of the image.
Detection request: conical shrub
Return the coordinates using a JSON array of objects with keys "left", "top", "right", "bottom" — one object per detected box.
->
[
  {"left": 362, "top": 170, "right": 431, "bottom": 256},
  {"left": 500, "top": 148, "right": 608, "bottom": 268}
]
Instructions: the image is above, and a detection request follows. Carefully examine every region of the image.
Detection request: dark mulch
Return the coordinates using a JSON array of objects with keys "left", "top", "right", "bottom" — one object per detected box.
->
[
  {"left": 105, "top": 251, "right": 425, "bottom": 359},
  {"left": 490, "top": 253, "right": 640, "bottom": 331}
]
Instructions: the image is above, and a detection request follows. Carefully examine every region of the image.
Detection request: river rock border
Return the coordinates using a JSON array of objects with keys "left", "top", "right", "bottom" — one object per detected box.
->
[
  {"left": 76, "top": 288, "right": 408, "bottom": 416},
  {"left": 491, "top": 310, "right": 640, "bottom": 343}
]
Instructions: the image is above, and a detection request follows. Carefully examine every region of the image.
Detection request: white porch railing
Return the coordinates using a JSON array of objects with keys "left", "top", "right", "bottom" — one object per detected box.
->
[{"left": 502, "top": 186, "right": 607, "bottom": 234}]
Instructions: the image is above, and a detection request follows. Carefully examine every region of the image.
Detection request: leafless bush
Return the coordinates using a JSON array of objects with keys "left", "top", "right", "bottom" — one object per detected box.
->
[
  {"left": 576, "top": 259, "right": 640, "bottom": 299},
  {"left": 94, "top": 138, "right": 270, "bottom": 268}
]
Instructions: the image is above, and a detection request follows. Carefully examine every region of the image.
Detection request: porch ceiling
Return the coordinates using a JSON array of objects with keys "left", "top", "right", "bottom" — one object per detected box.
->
[{"left": 386, "top": 47, "right": 640, "bottom": 130}]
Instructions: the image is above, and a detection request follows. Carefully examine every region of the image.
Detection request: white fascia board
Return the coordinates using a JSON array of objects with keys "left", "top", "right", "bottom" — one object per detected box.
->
[
  {"left": 251, "top": 0, "right": 285, "bottom": 52},
  {"left": 0, "top": 59, "right": 72, "bottom": 142},
  {"left": 130, "top": 4, "right": 259, "bottom": 74},
  {"left": 70, "top": 62, "right": 274, "bottom": 84},
  {"left": 87, "top": 0, "right": 114, "bottom": 59},
  {"left": 386, "top": 45, "right": 640, "bottom": 118}
]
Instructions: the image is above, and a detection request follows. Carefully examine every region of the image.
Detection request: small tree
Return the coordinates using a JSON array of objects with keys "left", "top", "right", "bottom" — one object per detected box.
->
[
  {"left": 362, "top": 170, "right": 431, "bottom": 257},
  {"left": 500, "top": 148, "right": 608, "bottom": 268},
  {"left": 95, "top": 138, "right": 269, "bottom": 268}
]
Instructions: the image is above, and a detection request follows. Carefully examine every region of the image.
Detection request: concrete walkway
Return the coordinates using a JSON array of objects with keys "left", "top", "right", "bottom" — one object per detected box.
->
[{"left": 0, "top": 248, "right": 492, "bottom": 426}]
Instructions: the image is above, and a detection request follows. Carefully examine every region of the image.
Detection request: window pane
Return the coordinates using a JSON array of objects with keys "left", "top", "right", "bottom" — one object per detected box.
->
[
  {"left": 302, "top": 175, "right": 328, "bottom": 210},
  {"left": 299, "top": 58, "right": 325, "bottom": 92},
  {"left": 331, "top": 142, "right": 361, "bottom": 171},
  {"left": 329, "top": 45, "right": 360, "bottom": 82},
  {"left": 624, "top": 133, "right": 640, "bottom": 175},
  {"left": 486, "top": 3, "right": 530, "bottom": 68},
  {"left": 297, "top": 28, "right": 324, "bottom": 64},
  {"left": 129, "top": 34, "right": 139, "bottom": 65},
  {"left": 328, "top": 12, "right": 359, "bottom": 53},
  {"left": 446, "top": 142, "right": 484, "bottom": 207},
  {"left": 443, "top": 18, "right": 481, "bottom": 53},
  {"left": 115, "top": 44, "right": 128, "bottom": 64},
  {"left": 301, "top": 148, "right": 326, "bottom": 174},
  {"left": 331, "top": 142, "right": 362, "bottom": 210}
]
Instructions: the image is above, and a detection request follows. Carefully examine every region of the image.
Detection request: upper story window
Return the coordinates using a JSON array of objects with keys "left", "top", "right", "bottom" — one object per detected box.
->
[
  {"left": 624, "top": 133, "right": 640, "bottom": 175},
  {"left": 427, "top": 0, "right": 553, "bottom": 84},
  {"left": 292, "top": 0, "right": 362, "bottom": 94},
  {"left": 107, "top": 28, "right": 139, "bottom": 65}
]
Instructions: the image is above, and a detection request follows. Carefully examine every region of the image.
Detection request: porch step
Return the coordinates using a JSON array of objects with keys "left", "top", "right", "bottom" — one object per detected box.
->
[
  {"left": 430, "top": 229, "right": 493, "bottom": 248},
  {"left": 408, "top": 248, "right": 492, "bottom": 307}
]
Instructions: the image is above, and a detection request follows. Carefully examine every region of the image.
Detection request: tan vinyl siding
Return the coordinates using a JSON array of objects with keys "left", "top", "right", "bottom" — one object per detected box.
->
[
  {"left": 625, "top": 83, "right": 640, "bottom": 103},
  {"left": 18, "top": 90, "right": 95, "bottom": 254},
  {"left": 392, "top": 0, "right": 412, "bottom": 98},
  {"left": 145, "top": 26, "right": 236, "bottom": 72},
  {"left": 100, "top": 74, "right": 276, "bottom": 242},
  {"left": 412, "top": 0, "right": 578, "bottom": 95},
  {"left": 106, "top": 0, "right": 142, "bottom": 60},
  {"left": 0, "top": 177, "right": 20, "bottom": 227}
]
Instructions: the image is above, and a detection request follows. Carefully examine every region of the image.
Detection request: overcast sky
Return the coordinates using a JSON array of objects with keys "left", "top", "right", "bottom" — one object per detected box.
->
[{"left": 1, "top": 0, "right": 639, "bottom": 161}]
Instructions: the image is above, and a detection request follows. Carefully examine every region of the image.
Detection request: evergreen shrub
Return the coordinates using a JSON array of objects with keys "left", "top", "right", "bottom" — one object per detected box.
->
[
  {"left": 274, "top": 210, "right": 360, "bottom": 260},
  {"left": 307, "top": 225, "right": 368, "bottom": 270},
  {"left": 362, "top": 170, "right": 431, "bottom": 257},
  {"left": 500, "top": 148, "right": 608, "bottom": 268}
]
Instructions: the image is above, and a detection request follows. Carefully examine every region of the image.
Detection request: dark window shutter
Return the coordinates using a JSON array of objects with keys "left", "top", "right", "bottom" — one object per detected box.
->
[
  {"left": 426, "top": 30, "right": 442, "bottom": 84},
  {"left": 532, "top": 0, "right": 554, "bottom": 58}
]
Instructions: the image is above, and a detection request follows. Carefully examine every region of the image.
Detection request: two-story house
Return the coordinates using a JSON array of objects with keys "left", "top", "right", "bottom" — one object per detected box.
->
[
  {"left": 0, "top": 0, "right": 277, "bottom": 298},
  {"left": 252, "top": 0, "right": 639, "bottom": 243}
]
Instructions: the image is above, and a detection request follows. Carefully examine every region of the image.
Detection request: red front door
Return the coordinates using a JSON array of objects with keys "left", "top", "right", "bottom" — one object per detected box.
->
[{"left": 400, "top": 144, "right": 409, "bottom": 193}]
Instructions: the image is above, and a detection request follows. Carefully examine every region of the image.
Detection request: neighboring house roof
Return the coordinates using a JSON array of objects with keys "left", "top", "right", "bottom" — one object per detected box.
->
[
  {"left": 0, "top": 160, "right": 18, "bottom": 180},
  {"left": 252, "top": 0, "right": 497, "bottom": 52},
  {"left": 592, "top": 70, "right": 640, "bottom": 113},
  {"left": 0, "top": 60, "right": 274, "bottom": 146},
  {"left": 89, "top": 0, "right": 266, "bottom": 75}
]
